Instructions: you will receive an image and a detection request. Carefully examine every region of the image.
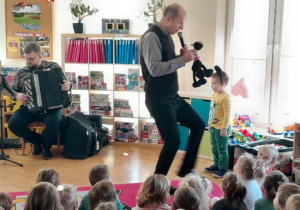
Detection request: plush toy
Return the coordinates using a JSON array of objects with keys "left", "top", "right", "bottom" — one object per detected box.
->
[{"left": 191, "top": 42, "right": 214, "bottom": 88}]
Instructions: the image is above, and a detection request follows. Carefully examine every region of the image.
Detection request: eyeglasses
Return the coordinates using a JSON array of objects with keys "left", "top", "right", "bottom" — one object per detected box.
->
[{"left": 24, "top": 54, "right": 39, "bottom": 62}]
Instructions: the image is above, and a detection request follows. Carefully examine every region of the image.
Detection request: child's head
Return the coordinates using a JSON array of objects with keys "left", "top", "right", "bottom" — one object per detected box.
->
[
  {"left": 179, "top": 173, "right": 212, "bottom": 209},
  {"left": 24, "top": 182, "right": 63, "bottom": 210},
  {"left": 89, "top": 165, "right": 110, "bottom": 186},
  {"left": 94, "top": 202, "right": 117, "bottom": 210},
  {"left": 172, "top": 186, "right": 200, "bottom": 210},
  {"left": 273, "top": 183, "right": 300, "bottom": 210},
  {"left": 221, "top": 172, "right": 247, "bottom": 209},
  {"left": 257, "top": 145, "right": 278, "bottom": 167},
  {"left": 136, "top": 174, "right": 170, "bottom": 208},
  {"left": 89, "top": 180, "right": 117, "bottom": 210},
  {"left": 286, "top": 194, "right": 300, "bottom": 210},
  {"left": 57, "top": 184, "right": 77, "bottom": 210},
  {"left": 0, "top": 192, "right": 13, "bottom": 210},
  {"left": 36, "top": 168, "right": 60, "bottom": 187},
  {"left": 234, "top": 153, "right": 266, "bottom": 180},
  {"left": 211, "top": 71, "right": 229, "bottom": 93},
  {"left": 263, "top": 170, "right": 289, "bottom": 200}
]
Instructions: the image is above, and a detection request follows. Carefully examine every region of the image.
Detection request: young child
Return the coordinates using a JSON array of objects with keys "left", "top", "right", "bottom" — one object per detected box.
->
[
  {"left": 257, "top": 145, "right": 278, "bottom": 175},
  {"left": 24, "top": 182, "right": 63, "bottom": 210},
  {"left": 172, "top": 186, "right": 200, "bottom": 210},
  {"left": 273, "top": 183, "right": 300, "bottom": 210},
  {"left": 133, "top": 174, "right": 171, "bottom": 210},
  {"left": 89, "top": 181, "right": 117, "bottom": 210},
  {"left": 179, "top": 173, "right": 212, "bottom": 210},
  {"left": 0, "top": 192, "right": 13, "bottom": 210},
  {"left": 255, "top": 170, "right": 289, "bottom": 210},
  {"left": 286, "top": 194, "right": 300, "bottom": 210},
  {"left": 212, "top": 172, "right": 247, "bottom": 210},
  {"left": 36, "top": 168, "right": 60, "bottom": 187},
  {"left": 94, "top": 202, "right": 117, "bottom": 210},
  {"left": 78, "top": 164, "right": 122, "bottom": 210},
  {"left": 205, "top": 69, "right": 231, "bottom": 178},
  {"left": 234, "top": 153, "right": 265, "bottom": 210},
  {"left": 57, "top": 184, "right": 78, "bottom": 210}
]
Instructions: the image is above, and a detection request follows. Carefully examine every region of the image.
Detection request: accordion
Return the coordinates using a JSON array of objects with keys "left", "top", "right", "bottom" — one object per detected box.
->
[{"left": 23, "top": 68, "right": 71, "bottom": 113}]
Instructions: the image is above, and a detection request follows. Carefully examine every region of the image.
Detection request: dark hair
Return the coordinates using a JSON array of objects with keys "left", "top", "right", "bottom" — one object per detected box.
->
[
  {"left": 222, "top": 172, "right": 247, "bottom": 210},
  {"left": 264, "top": 170, "right": 289, "bottom": 199},
  {"left": 89, "top": 181, "right": 117, "bottom": 210},
  {"left": 163, "top": 3, "right": 185, "bottom": 19},
  {"left": 211, "top": 71, "right": 229, "bottom": 86},
  {"left": 36, "top": 168, "right": 60, "bottom": 187},
  {"left": 89, "top": 165, "right": 110, "bottom": 186},
  {"left": 0, "top": 192, "right": 13, "bottom": 210},
  {"left": 172, "top": 186, "right": 200, "bottom": 210},
  {"left": 24, "top": 42, "right": 41, "bottom": 54}
]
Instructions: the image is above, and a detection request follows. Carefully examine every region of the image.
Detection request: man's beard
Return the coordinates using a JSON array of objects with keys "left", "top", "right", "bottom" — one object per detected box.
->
[{"left": 27, "top": 65, "right": 39, "bottom": 71}]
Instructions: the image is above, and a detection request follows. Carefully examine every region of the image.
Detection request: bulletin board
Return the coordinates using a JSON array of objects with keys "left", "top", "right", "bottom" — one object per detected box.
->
[{"left": 5, "top": 0, "right": 53, "bottom": 59}]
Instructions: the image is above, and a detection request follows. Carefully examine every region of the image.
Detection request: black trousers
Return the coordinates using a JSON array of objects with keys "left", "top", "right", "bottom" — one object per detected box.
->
[
  {"left": 145, "top": 93, "right": 205, "bottom": 175},
  {"left": 8, "top": 105, "right": 62, "bottom": 150}
]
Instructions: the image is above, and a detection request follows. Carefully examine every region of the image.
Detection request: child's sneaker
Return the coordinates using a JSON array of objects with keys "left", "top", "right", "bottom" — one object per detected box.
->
[
  {"left": 212, "top": 169, "right": 227, "bottom": 178},
  {"left": 204, "top": 165, "right": 219, "bottom": 173}
]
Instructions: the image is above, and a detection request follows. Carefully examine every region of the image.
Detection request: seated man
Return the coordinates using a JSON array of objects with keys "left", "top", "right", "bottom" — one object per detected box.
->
[{"left": 8, "top": 42, "right": 70, "bottom": 160}]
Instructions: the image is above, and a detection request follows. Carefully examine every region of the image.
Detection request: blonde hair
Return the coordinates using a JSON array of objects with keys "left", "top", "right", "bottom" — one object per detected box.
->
[
  {"left": 89, "top": 181, "right": 117, "bottom": 210},
  {"left": 89, "top": 165, "right": 110, "bottom": 186},
  {"left": 258, "top": 145, "right": 278, "bottom": 167},
  {"left": 286, "top": 194, "right": 300, "bottom": 210},
  {"left": 24, "top": 182, "right": 63, "bottom": 210},
  {"left": 211, "top": 71, "right": 229, "bottom": 85},
  {"left": 238, "top": 153, "right": 266, "bottom": 180},
  {"left": 136, "top": 174, "right": 170, "bottom": 208},
  {"left": 263, "top": 170, "right": 289, "bottom": 199},
  {"left": 277, "top": 183, "right": 300, "bottom": 209},
  {"left": 0, "top": 192, "right": 13, "bottom": 210},
  {"left": 36, "top": 168, "right": 60, "bottom": 187},
  {"left": 94, "top": 202, "right": 117, "bottom": 210},
  {"left": 172, "top": 186, "right": 200, "bottom": 210},
  {"left": 221, "top": 172, "right": 247, "bottom": 210},
  {"left": 179, "top": 173, "right": 212, "bottom": 209},
  {"left": 57, "top": 184, "right": 77, "bottom": 210}
]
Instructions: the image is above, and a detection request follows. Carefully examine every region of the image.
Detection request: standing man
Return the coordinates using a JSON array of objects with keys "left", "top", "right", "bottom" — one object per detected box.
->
[
  {"left": 8, "top": 42, "right": 70, "bottom": 160},
  {"left": 140, "top": 3, "right": 206, "bottom": 176}
]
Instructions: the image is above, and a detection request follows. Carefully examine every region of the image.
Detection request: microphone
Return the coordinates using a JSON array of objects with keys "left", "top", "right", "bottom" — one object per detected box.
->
[{"left": 177, "top": 32, "right": 186, "bottom": 47}]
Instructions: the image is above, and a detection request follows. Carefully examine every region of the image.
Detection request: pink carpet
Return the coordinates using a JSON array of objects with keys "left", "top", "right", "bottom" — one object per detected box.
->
[{"left": 9, "top": 180, "right": 222, "bottom": 209}]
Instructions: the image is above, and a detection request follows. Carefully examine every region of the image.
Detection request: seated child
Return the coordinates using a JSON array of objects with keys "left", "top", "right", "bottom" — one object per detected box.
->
[
  {"left": 94, "top": 202, "right": 117, "bottom": 210},
  {"left": 132, "top": 174, "right": 171, "bottom": 210},
  {"left": 172, "top": 186, "right": 200, "bottom": 210},
  {"left": 255, "top": 170, "right": 289, "bottom": 210},
  {"left": 212, "top": 172, "right": 247, "bottom": 210},
  {"left": 57, "top": 184, "right": 78, "bottom": 210},
  {"left": 286, "top": 194, "right": 300, "bottom": 210},
  {"left": 36, "top": 168, "right": 60, "bottom": 187},
  {"left": 273, "top": 183, "right": 300, "bottom": 210},
  {"left": 0, "top": 192, "right": 13, "bottom": 210},
  {"left": 24, "top": 182, "right": 63, "bottom": 210},
  {"left": 78, "top": 164, "right": 122, "bottom": 210},
  {"left": 89, "top": 181, "right": 117, "bottom": 210},
  {"left": 179, "top": 173, "right": 212, "bottom": 210},
  {"left": 234, "top": 153, "right": 265, "bottom": 210}
]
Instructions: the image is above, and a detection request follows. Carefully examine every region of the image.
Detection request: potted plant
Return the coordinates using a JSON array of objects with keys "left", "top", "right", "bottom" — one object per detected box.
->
[
  {"left": 139, "top": 0, "right": 166, "bottom": 27},
  {"left": 70, "top": 0, "right": 99, "bottom": 33}
]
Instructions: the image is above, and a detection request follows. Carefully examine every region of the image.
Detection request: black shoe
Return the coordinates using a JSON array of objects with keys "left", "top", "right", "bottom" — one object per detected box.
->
[
  {"left": 43, "top": 150, "right": 52, "bottom": 160},
  {"left": 177, "top": 169, "right": 197, "bottom": 178},
  {"left": 169, "top": 186, "right": 177, "bottom": 195},
  {"left": 213, "top": 169, "right": 227, "bottom": 178},
  {"left": 204, "top": 165, "right": 219, "bottom": 173},
  {"left": 33, "top": 144, "right": 42, "bottom": 155}
]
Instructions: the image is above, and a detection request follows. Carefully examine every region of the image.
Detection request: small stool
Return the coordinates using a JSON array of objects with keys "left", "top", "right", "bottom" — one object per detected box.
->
[{"left": 21, "top": 122, "right": 60, "bottom": 156}]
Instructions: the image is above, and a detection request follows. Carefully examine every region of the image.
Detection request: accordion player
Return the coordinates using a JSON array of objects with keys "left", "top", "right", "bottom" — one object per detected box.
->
[{"left": 23, "top": 67, "right": 71, "bottom": 113}]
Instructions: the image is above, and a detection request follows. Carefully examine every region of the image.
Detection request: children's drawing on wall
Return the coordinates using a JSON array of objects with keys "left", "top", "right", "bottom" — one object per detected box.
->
[
  {"left": 11, "top": 3, "right": 41, "bottom": 31},
  {"left": 7, "top": 37, "right": 20, "bottom": 53}
]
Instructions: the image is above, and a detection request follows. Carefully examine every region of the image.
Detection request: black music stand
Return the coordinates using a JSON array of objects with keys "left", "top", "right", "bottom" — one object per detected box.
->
[{"left": 0, "top": 76, "right": 23, "bottom": 167}]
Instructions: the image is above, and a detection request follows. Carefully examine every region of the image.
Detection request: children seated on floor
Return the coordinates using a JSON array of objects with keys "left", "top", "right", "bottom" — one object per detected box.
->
[
  {"left": 57, "top": 184, "right": 78, "bottom": 210},
  {"left": 0, "top": 192, "right": 13, "bottom": 210},
  {"left": 286, "top": 194, "right": 300, "bottom": 210},
  {"left": 172, "top": 186, "right": 200, "bottom": 210},
  {"left": 273, "top": 183, "right": 300, "bottom": 210},
  {"left": 132, "top": 174, "right": 171, "bottom": 210},
  {"left": 35, "top": 168, "right": 60, "bottom": 187},
  {"left": 255, "top": 170, "right": 289, "bottom": 210},
  {"left": 89, "top": 181, "right": 117, "bottom": 210}
]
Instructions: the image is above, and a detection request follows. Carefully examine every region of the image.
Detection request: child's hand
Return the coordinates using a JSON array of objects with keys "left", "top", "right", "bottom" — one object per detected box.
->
[
  {"left": 220, "top": 128, "right": 227, "bottom": 137},
  {"left": 207, "top": 125, "right": 211, "bottom": 132}
]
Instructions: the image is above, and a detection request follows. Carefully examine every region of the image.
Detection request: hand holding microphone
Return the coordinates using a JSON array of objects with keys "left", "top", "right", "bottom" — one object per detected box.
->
[{"left": 178, "top": 32, "right": 197, "bottom": 62}]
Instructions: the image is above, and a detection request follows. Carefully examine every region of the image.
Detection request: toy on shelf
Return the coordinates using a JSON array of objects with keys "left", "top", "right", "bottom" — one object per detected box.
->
[
  {"left": 268, "top": 124, "right": 284, "bottom": 135},
  {"left": 232, "top": 114, "right": 252, "bottom": 128},
  {"left": 232, "top": 132, "right": 250, "bottom": 144}
]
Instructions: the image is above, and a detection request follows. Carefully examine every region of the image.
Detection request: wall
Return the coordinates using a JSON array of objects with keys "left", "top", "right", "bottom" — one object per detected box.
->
[{"left": 0, "top": 0, "right": 226, "bottom": 94}]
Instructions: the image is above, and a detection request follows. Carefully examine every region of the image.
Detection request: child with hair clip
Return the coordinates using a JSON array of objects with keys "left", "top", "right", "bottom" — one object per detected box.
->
[
  {"left": 133, "top": 174, "right": 171, "bottom": 210},
  {"left": 286, "top": 194, "right": 300, "bottom": 210},
  {"left": 24, "top": 182, "right": 63, "bottom": 210},
  {"left": 172, "top": 186, "right": 200, "bottom": 210},
  {"left": 89, "top": 181, "right": 117, "bottom": 210},
  {"left": 234, "top": 153, "right": 266, "bottom": 210},
  {"left": 36, "top": 168, "right": 60, "bottom": 187},
  {"left": 0, "top": 192, "right": 13, "bottom": 210},
  {"left": 57, "top": 184, "right": 78, "bottom": 210},
  {"left": 257, "top": 145, "right": 279, "bottom": 175},
  {"left": 212, "top": 172, "right": 247, "bottom": 210},
  {"left": 179, "top": 173, "right": 212, "bottom": 210},
  {"left": 255, "top": 170, "right": 289, "bottom": 210},
  {"left": 273, "top": 183, "right": 300, "bottom": 210}
]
